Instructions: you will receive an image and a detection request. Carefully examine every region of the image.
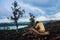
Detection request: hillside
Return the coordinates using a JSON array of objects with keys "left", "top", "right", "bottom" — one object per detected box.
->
[{"left": 0, "top": 20, "right": 60, "bottom": 40}]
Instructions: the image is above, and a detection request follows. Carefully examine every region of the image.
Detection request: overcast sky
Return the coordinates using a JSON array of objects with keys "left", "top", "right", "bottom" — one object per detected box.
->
[{"left": 0, "top": 0, "right": 60, "bottom": 23}]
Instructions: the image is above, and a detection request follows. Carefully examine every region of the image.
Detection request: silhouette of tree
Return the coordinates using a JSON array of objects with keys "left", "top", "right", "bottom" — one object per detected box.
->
[
  {"left": 29, "top": 13, "right": 35, "bottom": 27},
  {"left": 11, "top": 1, "right": 25, "bottom": 32}
]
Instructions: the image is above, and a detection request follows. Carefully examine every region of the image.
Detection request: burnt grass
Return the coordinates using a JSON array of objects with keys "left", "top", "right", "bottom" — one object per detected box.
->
[{"left": 0, "top": 21, "right": 60, "bottom": 40}]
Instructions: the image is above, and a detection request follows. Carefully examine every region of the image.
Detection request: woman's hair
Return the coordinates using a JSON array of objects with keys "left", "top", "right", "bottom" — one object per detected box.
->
[{"left": 36, "top": 21, "right": 40, "bottom": 25}]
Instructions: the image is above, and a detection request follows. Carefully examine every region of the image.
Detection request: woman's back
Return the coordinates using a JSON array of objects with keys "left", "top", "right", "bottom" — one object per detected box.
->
[{"left": 35, "top": 22, "right": 45, "bottom": 32}]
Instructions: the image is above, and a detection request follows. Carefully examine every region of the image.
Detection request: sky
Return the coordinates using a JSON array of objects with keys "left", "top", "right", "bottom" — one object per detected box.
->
[{"left": 0, "top": 0, "right": 60, "bottom": 23}]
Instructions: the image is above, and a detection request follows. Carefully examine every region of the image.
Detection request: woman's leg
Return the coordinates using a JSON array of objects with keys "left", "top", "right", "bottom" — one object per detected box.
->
[
  {"left": 29, "top": 27, "right": 41, "bottom": 35},
  {"left": 31, "top": 28, "right": 50, "bottom": 35},
  {"left": 22, "top": 27, "right": 40, "bottom": 36}
]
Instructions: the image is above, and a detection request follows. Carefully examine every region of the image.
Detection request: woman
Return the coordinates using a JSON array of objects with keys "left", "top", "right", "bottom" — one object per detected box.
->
[
  {"left": 35, "top": 21, "right": 45, "bottom": 33},
  {"left": 23, "top": 21, "right": 49, "bottom": 36}
]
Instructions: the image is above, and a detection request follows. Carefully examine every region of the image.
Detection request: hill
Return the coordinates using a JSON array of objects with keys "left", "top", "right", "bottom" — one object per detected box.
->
[{"left": 0, "top": 20, "right": 60, "bottom": 40}]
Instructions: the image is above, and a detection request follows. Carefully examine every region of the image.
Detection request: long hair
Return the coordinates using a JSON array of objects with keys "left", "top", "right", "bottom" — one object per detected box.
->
[{"left": 36, "top": 21, "right": 40, "bottom": 25}]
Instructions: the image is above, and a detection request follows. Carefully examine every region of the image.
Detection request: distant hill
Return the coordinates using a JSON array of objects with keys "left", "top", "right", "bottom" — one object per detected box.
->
[
  {"left": 18, "top": 20, "right": 60, "bottom": 33},
  {"left": 19, "top": 20, "right": 60, "bottom": 33},
  {"left": 0, "top": 20, "right": 60, "bottom": 40},
  {"left": 0, "top": 20, "right": 59, "bottom": 27},
  {"left": 45, "top": 20, "right": 60, "bottom": 33},
  {"left": 0, "top": 22, "right": 30, "bottom": 27}
]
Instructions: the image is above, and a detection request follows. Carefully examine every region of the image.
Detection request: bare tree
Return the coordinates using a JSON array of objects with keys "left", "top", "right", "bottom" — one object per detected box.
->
[{"left": 11, "top": 1, "right": 25, "bottom": 32}]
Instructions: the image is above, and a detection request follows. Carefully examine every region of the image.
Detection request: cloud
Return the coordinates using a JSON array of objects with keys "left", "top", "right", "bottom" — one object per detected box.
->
[
  {"left": 22, "top": 0, "right": 50, "bottom": 6},
  {"left": 52, "top": 12, "right": 60, "bottom": 20},
  {"left": 0, "top": 18, "right": 30, "bottom": 23},
  {"left": 0, "top": 0, "right": 45, "bottom": 18},
  {"left": 0, "top": 0, "right": 60, "bottom": 22},
  {"left": 54, "top": 12, "right": 60, "bottom": 17},
  {"left": 36, "top": 16, "right": 49, "bottom": 21},
  {"left": 0, "top": 7, "right": 6, "bottom": 13},
  {"left": 35, "top": 12, "right": 60, "bottom": 21},
  {"left": 18, "top": 1, "right": 45, "bottom": 14},
  {"left": 18, "top": 18, "right": 30, "bottom": 22},
  {"left": 0, "top": 12, "right": 60, "bottom": 23},
  {"left": 0, "top": 18, "right": 13, "bottom": 23}
]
